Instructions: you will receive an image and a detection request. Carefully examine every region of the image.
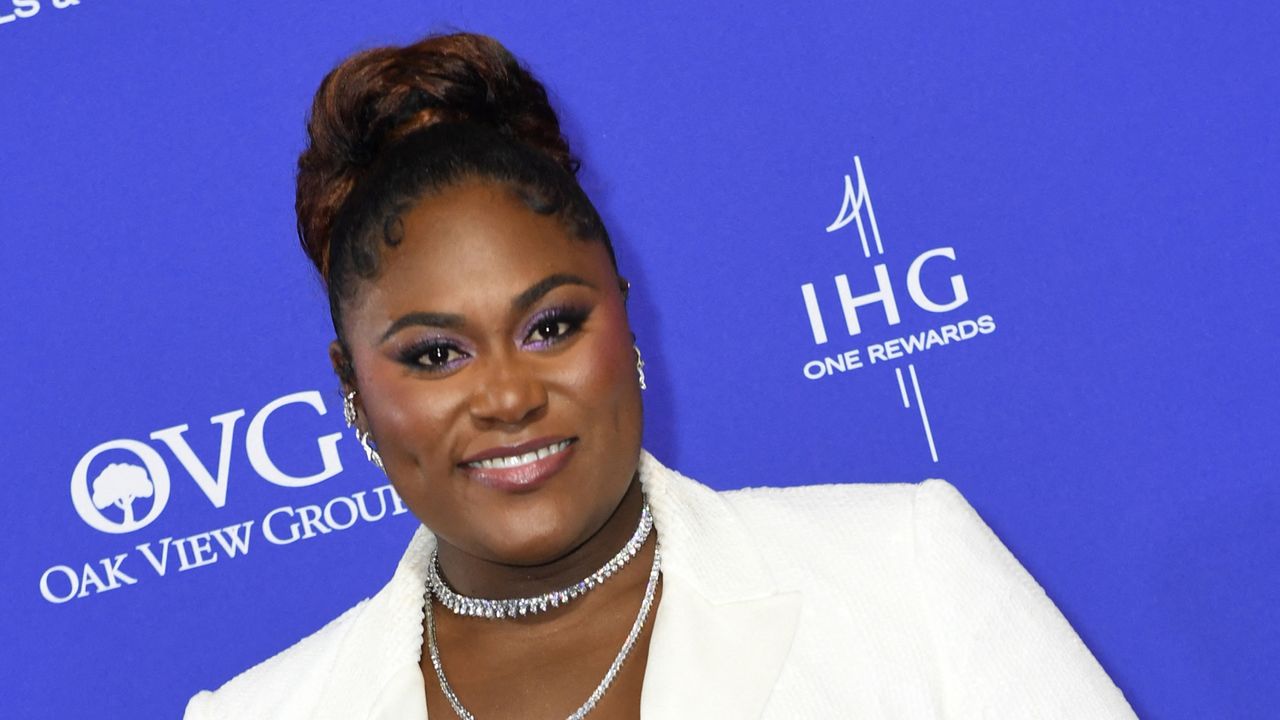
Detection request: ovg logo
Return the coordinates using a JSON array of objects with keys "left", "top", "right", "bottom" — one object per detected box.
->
[
  {"left": 71, "top": 450, "right": 171, "bottom": 533},
  {"left": 40, "top": 389, "right": 417, "bottom": 605},
  {"left": 68, "top": 390, "right": 344, "bottom": 534}
]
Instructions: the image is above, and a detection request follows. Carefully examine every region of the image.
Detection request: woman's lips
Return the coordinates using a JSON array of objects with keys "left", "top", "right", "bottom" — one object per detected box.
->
[{"left": 459, "top": 438, "right": 577, "bottom": 492}]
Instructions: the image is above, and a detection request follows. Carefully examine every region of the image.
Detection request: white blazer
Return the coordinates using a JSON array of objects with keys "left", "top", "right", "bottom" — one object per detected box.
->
[{"left": 185, "top": 449, "right": 1137, "bottom": 719}]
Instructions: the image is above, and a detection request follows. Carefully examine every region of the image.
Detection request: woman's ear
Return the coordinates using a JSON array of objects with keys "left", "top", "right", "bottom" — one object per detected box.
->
[
  {"left": 329, "top": 339, "right": 364, "bottom": 431},
  {"left": 617, "top": 276, "right": 631, "bottom": 303},
  {"left": 328, "top": 339, "right": 355, "bottom": 390}
]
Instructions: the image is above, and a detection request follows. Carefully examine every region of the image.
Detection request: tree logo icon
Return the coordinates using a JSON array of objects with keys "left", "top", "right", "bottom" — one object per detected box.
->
[
  {"left": 71, "top": 438, "right": 172, "bottom": 534},
  {"left": 90, "top": 463, "right": 154, "bottom": 527}
]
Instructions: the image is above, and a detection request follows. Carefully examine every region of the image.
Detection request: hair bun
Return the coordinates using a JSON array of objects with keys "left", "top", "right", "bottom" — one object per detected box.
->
[{"left": 296, "top": 32, "right": 577, "bottom": 282}]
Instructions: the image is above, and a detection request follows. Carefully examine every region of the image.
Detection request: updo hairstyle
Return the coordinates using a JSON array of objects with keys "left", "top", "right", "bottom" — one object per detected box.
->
[{"left": 295, "top": 32, "right": 617, "bottom": 368}]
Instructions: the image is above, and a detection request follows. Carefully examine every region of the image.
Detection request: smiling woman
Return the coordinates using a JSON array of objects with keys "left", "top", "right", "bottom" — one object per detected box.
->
[{"left": 183, "top": 31, "right": 1138, "bottom": 719}]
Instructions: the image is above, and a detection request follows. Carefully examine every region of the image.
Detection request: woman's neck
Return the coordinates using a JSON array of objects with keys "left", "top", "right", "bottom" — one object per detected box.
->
[{"left": 432, "top": 476, "right": 648, "bottom": 602}]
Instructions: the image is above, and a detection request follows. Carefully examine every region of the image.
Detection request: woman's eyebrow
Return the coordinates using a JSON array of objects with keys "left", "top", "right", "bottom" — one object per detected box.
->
[
  {"left": 380, "top": 311, "right": 465, "bottom": 342},
  {"left": 379, "top": 274, "right": 595, "bottom": 342},
  {"left": 511, "top": 273, "right": 595, "bottom": 313}
]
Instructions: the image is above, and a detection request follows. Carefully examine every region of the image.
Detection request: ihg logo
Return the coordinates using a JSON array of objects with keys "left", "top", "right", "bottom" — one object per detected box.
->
[
  {"left": 70, "top": 390, "right": 345, "bottom": 534},
  {"left": 800, "top": 156, "right": 970, "bottom": 346}
]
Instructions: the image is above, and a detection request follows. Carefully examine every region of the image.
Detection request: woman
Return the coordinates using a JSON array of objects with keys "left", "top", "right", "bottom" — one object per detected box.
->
[{"left": 185, "top": 32, "right": 1136, "bottom": 719}]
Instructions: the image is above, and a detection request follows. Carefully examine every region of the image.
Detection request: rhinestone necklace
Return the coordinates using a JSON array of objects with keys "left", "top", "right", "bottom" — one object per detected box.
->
[
  {"left": 425, "top": 542, "right": 662, "bottom": 720},
  {"left": 427, "top": 500, "right": 653, "bottom": 619}
]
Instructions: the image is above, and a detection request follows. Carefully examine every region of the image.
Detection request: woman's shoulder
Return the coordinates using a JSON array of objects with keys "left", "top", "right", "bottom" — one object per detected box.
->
[
  {"left": 716, "top": 475, "right": 964, "bottom": 539},
  {"left": 703, "top": 475, "right": 999, "bottom": 594},
  {"left": 640, "top": 450, "right": 972, "bottom": 563},
  {"left": 183, "top": 597, "right": 371, "bottom": 719},
  {"left": 656, "top": 469, "right": 1137, "bottom": 716},
  {"left": 183, "top": 526, "right": 436, "bottom": 719}
]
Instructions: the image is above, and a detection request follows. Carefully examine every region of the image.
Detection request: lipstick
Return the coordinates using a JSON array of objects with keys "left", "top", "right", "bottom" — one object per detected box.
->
[{"left": 458, "top": 437, "right": 577, "bottom": 492}]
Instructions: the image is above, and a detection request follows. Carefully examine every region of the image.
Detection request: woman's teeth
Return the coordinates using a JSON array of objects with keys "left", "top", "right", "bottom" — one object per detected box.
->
[{"left": 465, "top": 440, "right": 572, "bottom": 469}]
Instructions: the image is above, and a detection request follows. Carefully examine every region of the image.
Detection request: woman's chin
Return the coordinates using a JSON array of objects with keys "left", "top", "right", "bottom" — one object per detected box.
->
[{"left": 475, "top": 528, "right": 585, "bottom": 568}]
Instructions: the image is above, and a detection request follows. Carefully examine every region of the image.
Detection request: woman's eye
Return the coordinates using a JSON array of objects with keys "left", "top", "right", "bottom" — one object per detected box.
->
[
  {"left": 415, "top": 344, "right": 466, "bottom": 369},
  {"left": 529, "top": 319, "right": 571, "bottom": 342},
  {"left": 523, "top": 307, "right": 589, "bottom": 347}
]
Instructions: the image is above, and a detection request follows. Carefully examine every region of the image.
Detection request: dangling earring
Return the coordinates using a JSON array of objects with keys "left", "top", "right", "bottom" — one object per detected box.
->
[
  {"left": 358, "top": 429, "right": 385, "bottom": 471},
  {"left": 634, "top": 344, "right": 647, "bottom": 390},
  {"left": 342, "top": 389, "right": 385, "bottom": 471},
  {"left": 342, "top": 390, "right": 357, "bottom": 427}
]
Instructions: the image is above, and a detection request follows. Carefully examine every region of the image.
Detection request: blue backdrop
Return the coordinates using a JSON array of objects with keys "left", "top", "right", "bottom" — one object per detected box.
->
[{"left": 2, "top": 1, "right": 1276, "bottom": 717}]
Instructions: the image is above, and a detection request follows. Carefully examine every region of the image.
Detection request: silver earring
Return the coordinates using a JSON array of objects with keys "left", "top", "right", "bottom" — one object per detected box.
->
[
  {"left": 342, "top": 390, "right": 357, "bottom": 427},
  {"left": 343, "top": 389, "right": 385, "bottom": 471},
  {"left": 634, "top": 344, "right": 647, "bottom": 390},
  {"left": 358, "top": 429, "right": 385, "bottom": 471}
]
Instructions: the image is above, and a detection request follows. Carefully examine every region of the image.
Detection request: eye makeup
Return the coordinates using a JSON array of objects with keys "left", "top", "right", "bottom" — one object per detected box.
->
[
  {"left": 520, "top": 303, "right": 593, "bottom": 350},
  {"left": 392, "top": 302, "right": 595, "bottom": 374},
  {"left": 396, "top": 334, "right": 473, "bottom": 373}
]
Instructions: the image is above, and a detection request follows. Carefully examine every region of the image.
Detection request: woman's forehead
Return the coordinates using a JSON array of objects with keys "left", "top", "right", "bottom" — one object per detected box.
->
[
  {"left": 354, "top": 181, "right": 614, "bottom": 315},
  {"left": 401, "top": 182, "right": 568, "bottom": 256}
]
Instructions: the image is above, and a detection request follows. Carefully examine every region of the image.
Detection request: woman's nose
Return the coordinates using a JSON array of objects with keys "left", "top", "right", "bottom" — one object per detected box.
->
[{"left": 467, "top": 353, "right": 549, "bottom": 427}]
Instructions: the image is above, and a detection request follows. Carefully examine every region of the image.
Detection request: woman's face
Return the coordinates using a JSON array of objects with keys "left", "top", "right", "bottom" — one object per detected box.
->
[{"left": 333, "top": 180, "right": 643, "bottom": 566}]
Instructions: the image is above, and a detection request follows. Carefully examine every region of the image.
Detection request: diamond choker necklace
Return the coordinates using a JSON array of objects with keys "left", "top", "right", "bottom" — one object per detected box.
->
[{"left": 426, "top": 499, "right": 654, "bottom": 619}]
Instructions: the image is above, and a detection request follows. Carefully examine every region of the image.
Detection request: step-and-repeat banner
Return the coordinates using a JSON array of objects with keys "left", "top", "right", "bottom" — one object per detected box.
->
[{"left": 3, "top": 2, "right": 1275, "bottom": 717}]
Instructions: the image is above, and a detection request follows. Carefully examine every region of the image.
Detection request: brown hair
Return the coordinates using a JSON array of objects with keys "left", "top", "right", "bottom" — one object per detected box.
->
[{"left": 294, "top": 32, "right": 614, "bottom": 341}]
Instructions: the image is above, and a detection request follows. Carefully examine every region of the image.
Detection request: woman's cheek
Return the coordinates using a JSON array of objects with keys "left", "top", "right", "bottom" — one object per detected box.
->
[
  {"left": 560, "top": 330, "right": 630, "bottom": 403},
  {"left": 586, "top": 306, "right": 635, "bottom": 389},
  {"left": 362, "top": 371, "right": 460, "bottom": 513}
]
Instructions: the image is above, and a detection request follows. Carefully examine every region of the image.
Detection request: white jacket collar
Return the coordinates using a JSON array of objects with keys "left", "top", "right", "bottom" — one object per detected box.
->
[
  {"left": 635, "top": 450, "right": 804, "bottom": 717},
  {"left": 316, "top": 449, "right": 802, "bottom": 718}
]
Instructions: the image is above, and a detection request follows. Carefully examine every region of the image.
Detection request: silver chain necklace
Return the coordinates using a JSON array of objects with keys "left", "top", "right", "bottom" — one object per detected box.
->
[
  {"left": 425, "top": 541, "right": 662, "bottom": 720},
  {"left": 427, "top": 500, "right": 653, "bottom": 619}
]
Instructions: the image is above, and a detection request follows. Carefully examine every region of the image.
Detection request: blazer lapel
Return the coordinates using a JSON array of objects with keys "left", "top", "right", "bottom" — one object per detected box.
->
[
  {"left": 638, "top": 451, "right": 803, "bottom": 718},
  {"left": 640, "top": 580, "right": 803, "bottom": 717}
]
